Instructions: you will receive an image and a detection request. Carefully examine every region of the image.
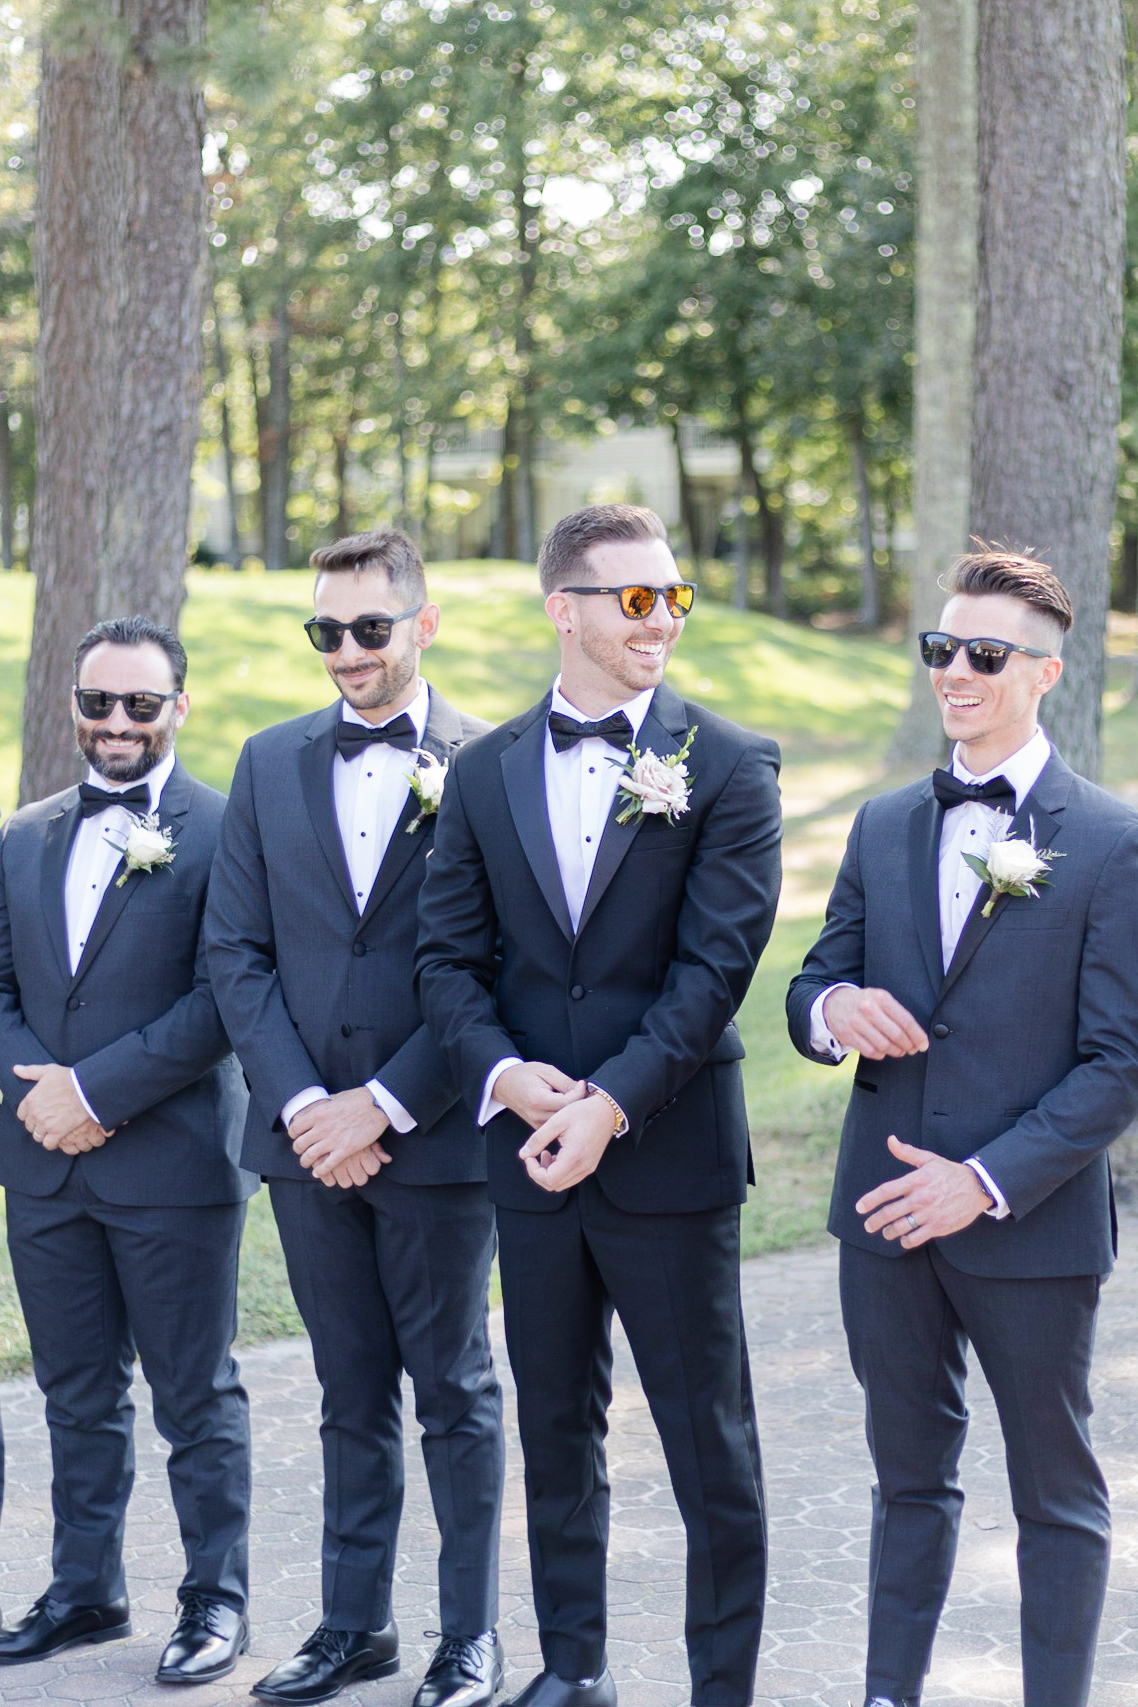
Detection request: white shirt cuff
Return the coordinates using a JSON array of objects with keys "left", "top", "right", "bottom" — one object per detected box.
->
[
  {"left": 281, "top": 1085, "right": 329, "bottom": 1130},
  {"left": 70, "top": 1069, "right": 101, "bottom": 1126},
  {"left": 478, "top": 1056, "right": 525, "bottom": 1127},
  {"left": 809, "top": 985, "right": 857, "bottom": 1060},
  {"left": 366, "top": 1078, "right": 415, "bottom": 1133},
  {"left": 964, "top": 1157, "right": 1010, "bottom": 1219}
]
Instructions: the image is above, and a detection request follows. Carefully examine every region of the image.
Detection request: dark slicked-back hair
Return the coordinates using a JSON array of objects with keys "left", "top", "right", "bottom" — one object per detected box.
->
[
  {"left": 537, "top": 503, "right": 670, "bottom": 595},
  {"left": 74, "top": 615, "right": 187, "bottom": 690},
  {"left": 311, "top": 528, "right": 428, "bottom": 606},
  {"left": 942, "top": 546, "right": 1074, "bottom": 646}
]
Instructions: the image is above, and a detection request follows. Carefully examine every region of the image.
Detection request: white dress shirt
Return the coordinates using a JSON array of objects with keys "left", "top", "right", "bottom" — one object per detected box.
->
[
  {"left": 65, "top": 750, "right": 177, "bottom": 1123},
  {"left": 808, "top": 727, "right": 1053, "bottom": 1219},
  {"left": 478, "top": 679, "right": 655, "bottom": 1126},
  {"left": 280, "top": 683, "right": 431, "bottom": 1137}
]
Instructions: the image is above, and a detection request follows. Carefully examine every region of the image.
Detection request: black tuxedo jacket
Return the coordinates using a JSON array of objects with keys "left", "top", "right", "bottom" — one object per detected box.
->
[
  {"left": 787, "top": 751, "right": 1138, "bottom": 1278},
  {"left": 0, "top": 761, "right": 251, "bottom": 1205},
  {"left": 205, "top": 688, "right": 491, "bottom": 1185},
  {"left": 415, "top": 682, "right": 782, "bottom": 1214}
]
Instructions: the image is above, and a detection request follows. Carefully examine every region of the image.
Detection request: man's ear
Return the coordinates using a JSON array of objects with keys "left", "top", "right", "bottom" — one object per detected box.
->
[
  {"left": 174, "top": 691, "right": 190, "bottom": 729},
  {"left": 1037, "top": 655, "right": 1063, "bottom": 697},
  {"left": 415, "top": 603, "right": 441, "bottom": 652},
  {"left": 546, "top": 589, "right": 573, "bottom": 638}
]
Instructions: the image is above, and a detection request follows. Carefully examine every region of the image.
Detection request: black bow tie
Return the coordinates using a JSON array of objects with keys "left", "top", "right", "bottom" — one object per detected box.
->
[
  {"left": 78, "top": 782, "right": 151, "bottom": 819},
  {"left": 931, "top": 768, "right": 1016, "bottom": 815},
  {"left": 548, "top": 710, "right": 634, "bottom": 754},
  {"left": 335, "top": 714, "right": 419, "bottom": 758}
]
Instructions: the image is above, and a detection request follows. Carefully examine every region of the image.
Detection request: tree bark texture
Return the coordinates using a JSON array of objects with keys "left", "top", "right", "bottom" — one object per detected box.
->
[
  {"left": 892, "top": 0, "right": 978, "bottom": 762},
  {"left": 972, "top": 0, "right": 1126, "bottom": 778},
  {"left": 21, "top": 0, "right": 207, "bottom": 804}
]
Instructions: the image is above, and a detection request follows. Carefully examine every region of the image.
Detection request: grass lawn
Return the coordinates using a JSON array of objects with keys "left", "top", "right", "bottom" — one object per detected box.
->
[{"left": 1, "top": 567, "right": 1136, "bottom": 1374}]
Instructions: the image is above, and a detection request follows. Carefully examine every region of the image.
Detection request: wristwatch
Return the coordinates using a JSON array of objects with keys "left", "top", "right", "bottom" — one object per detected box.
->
[{"left": 586, "top": 1082, "right": 629, "bottom": 1138}]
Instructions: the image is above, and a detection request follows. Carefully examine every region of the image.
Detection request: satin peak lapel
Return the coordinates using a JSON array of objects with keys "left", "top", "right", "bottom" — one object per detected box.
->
[
  {"left": 907, "top": 789, "right": 944, "bottom": 997},
  {"left": 357, "top": 697, "right": 459, "bottom": 929},
  {"left": 575, "top": 699, "right": 685, "bottom": 939},
  {"left": 298, "top": 711, "right": 356, "bottom": 915},
  {"left": 500, "top": 707, "right": 574, "bottom": 944},
  {"left": 938, "top": 790, "right": 1063, "bottom": 1001},
  {"left": 40, "top": 798, "right": 81, "bottom": 980}
]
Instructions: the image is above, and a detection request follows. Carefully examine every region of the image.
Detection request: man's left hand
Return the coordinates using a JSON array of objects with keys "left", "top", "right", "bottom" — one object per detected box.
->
[
  {"left": 290, "top": 1088, "right": 393, "bottom": 1182},
  {"left": 856, "top": 1133, "right": 993, "bottom": 1248},
  {"left": 519, "top": 1094, "right": 617, "bottom": 1193},
  {"left": 14, "top": 1063, "right": 111, "bottom": 1149}
]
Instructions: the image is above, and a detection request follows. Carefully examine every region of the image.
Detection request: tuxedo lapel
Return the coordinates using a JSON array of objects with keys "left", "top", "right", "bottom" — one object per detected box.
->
[
  {"left": 297, "top": 705, "right": 356, "bottom": 914},
  {"left": 575, "top": 683, "right": 690, "bottom": 939},
  {"left": 357, "top": 687, "right": 463, "bottom": 931},
  {"left": 500, "top": 699, "right": 575, "bottom": 944},
  {"left": 68, "top": 762, "right": 194, "bottom": 994},
  {"left": 40, "top": 796, "right": 81, "bottom": 981},
  {"left": 907, "top": 788, "right": 944, "bottom": 998},
  {"left": 938, "top": 753, "right": 1069, "bottom": 1002}
]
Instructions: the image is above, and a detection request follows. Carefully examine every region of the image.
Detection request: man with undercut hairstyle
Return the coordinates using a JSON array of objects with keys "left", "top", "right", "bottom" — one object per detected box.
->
[{"left": 788, "top": 550, "right": 1138, "bottom": 1707}]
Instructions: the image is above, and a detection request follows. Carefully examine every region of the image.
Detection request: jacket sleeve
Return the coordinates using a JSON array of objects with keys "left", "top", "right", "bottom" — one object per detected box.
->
[
  {"left": 370, "top": 1020, "right": 461, "bottom": 1134},
  {"left": 786, "top": 804, "right": 869, "bottom": 1062},
  {"left": 971, "top": 820, "right": 1138, "bottom": 1216},
  {"left": 587, "top": 740, "right": 782, "bottom": 1140},
  {"left": 204, "top": 741, "right": 325, "bottom": 1122},
  {"left": 0, "top": 821, "right": 58, "bottom": 1108},
  {"left": 415, "top": 757, "right": 525, "bottom": 1115}
]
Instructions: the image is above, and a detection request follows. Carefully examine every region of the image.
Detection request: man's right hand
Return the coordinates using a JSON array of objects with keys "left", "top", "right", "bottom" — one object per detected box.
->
[
  {"left": 54, "top": 1119, "right": 111, "bottom": 1155},
  {"left": 822, "top": 986, "right": 929, "bottom": 1059},
  {"left": 494, "top": 1062, "right": 587, "bottom": 1129}
]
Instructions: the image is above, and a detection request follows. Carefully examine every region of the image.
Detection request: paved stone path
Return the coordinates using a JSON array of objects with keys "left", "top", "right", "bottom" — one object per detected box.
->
[{"left": 0, "top": 1216, "right": 1135, "bottom": 1707}]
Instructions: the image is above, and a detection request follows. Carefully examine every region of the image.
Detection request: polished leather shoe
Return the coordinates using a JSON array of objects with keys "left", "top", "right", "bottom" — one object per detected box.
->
[
  {"left": 863, "top": 1697, "right": 920, "bottom": 1706},
  {"left": 155, "top": 1592, "right": 249, "bottom": 1684},
  {"left": 414, "top": 1630, "right": 504, "bottom": 1706},
  {"left": 251, "top": 1622, "right": 399, "bottom": 1703},
  {"left": 508, "top": 1671, "right": 617, "bottom": 1707},
  {"left": 0, "top": 1593, "right": 131, "bottom": 1664}
]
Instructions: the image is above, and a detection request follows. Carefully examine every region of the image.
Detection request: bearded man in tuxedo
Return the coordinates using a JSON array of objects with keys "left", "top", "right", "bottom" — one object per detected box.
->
[
  {"left": 0, "top": 616, "right": 253, "bottom": 1684},
  {"left": 206, "top": 529, "right": 505, "bottom": 1707},
  {"left": 787, "top": 550, "right": 1138, "bottom": 1707},
  {"left": 416, "top": 504, "right": 782, "bottom": 1707}
]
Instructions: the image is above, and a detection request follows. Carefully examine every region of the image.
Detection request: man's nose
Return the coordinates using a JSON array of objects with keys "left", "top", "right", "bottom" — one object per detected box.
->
[
  {"left": 337, "top": 630, "right": 371, "bottom": 665},
  {"left": 102, "top": 701, "right": 137, "bottom": 733}
]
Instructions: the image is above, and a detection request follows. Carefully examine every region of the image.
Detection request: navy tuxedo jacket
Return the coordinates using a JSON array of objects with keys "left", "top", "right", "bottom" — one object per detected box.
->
[
  {"left": 205, "top": 688, "right": 491, "bottom": 1185},
  {"left": 415, "top": 682, "right": 783, "bottom": 1214},
  {"left": 0, "top": 761, "right": 251, "bottom": 1205},
  {"left": 787, "top": 751, "right": 1138, "bottom": 1278}
]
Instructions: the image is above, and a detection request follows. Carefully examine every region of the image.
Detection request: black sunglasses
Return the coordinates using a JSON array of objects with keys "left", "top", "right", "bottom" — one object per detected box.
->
[
  {"left": 304, "top": 607, "right": 423, "bottom": 654},
  {"left": 74, "top": 688, "right": 180, "bottom": 724},
  {"left": 561, "top": 583, "right": 696, "bottom": 620},
  {"left": 919, "top": 631, "right": 1052, "bottom": 676}
]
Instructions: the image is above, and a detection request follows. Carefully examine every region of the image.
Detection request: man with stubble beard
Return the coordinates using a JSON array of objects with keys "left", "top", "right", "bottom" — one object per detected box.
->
[
  {"left": 207, "top": 530, "right": 505, "bottom": 1707},
  {"left": 0, "top": 616, "right": 253, "bottom": 1685}
]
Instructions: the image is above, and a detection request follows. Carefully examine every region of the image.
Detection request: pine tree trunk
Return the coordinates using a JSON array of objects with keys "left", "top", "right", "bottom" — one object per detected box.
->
[
  {"left": 670, "top": 417, "right": 701, "bottom": 572},
  {"left": 850, "top": 412, "right": 879, "bottom": 628},
  {"left": 1119, "top": 527, "right": 1138, "bottom": 614},
  {"left": 891, "top": 0, "right": 978, "bottom": 763},
  {"left": 261, "top": 282, "right": 291, "bottom": 570},
  {"left": 971, "top": 0, "right": 1126, "bottom": 778},
  {"left": 211, "top": 276, "right": 244, "bottom": 565},
  {"left": 21, "top": 0, "right": 206, "bottom": 803}
]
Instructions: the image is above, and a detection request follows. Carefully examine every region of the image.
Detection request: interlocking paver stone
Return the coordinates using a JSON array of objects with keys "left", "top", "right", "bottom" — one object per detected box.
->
[{"left": 0, "top": 1212, "right": 1135, "bottom": 1707}]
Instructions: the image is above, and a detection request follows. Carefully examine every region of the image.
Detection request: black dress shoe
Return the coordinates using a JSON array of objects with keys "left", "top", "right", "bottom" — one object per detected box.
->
[
  {"left": 0, "top": 1593, "right": 131, "bottom": 1664},
  {"left": 251, "top": 1622, "right": 399, "bottom": 1703},
  {"left": 414, "top": 1630, "right": 504, "bottom": 1706},
  {"left": 155, "top": 1592, "right": 249, "bottom": 1684},
  {"left": 508, "top": 1670, "right": 617, "bottom": 1707}
]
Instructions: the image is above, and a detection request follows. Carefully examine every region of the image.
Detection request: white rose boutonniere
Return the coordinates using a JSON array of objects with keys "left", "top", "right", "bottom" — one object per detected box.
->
[
  {"left": 106, "top": 812, "right": 177, "bottom": 887},
  {"left": 405, "top": 749, "right": 448, "bottom": 833},
  {"left": 615, "top": 725, "right": 697, "bottom": 827},
  {"left": 963, "top": 823, "right": 1061, "bottom": 917}
]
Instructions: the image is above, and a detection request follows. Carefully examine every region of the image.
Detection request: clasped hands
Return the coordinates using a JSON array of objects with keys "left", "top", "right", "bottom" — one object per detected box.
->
[
  {"left": 289, "top": 1088, "right": 392, "bottom": 1190},
  {"left": 495, "top": 1062, "right": 614, "bottom": 1194},
  {"left": 13, "top": 1063, "right": 113, "bottom": 1154},
  {"left": 822, "top": 986, "right": 992, "bottom": 1247}
]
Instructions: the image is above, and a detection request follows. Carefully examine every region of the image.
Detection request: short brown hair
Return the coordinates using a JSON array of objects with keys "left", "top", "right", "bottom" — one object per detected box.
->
[
  {"left": 537, "top": 504, "right": 669, "bottom": 595},
  {"left": 311, "top": 528, "right": 427, "bottom": 606},
  {"left": 942, "top": 546, "right": 1074, "bottom": 645}
]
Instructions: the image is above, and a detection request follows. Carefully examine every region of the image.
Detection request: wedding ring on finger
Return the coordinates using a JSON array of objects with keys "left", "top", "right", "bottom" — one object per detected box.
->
[{"left": 906, "top": 1212, "right": 919, "bottom": 1231}]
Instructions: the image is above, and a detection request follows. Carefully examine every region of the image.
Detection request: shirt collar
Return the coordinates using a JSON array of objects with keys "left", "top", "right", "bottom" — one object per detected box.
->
[
  {"left": 550, "top": 676, "right": 655, "bottom": 742},
  {"left": 951, "top": 726, "right": 1051, "bottom": 810},
  {"left": 339, "top": 678, "right": 430, "bottom": 744},
  {"left": 84, "top": 747, "right": 176, "bottom": 814}
]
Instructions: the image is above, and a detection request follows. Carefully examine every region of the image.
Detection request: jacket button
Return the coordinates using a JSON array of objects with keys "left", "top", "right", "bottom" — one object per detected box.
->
[
  {"left": 570, "top": 985, "right": 585, "bottom": 1000},
  {"left": 341, "top": 1022, "right": 352, "bottom": 1038},
  {"left": 353, "top": 941, "right": 367, "bottom": 957},
  {"left": 66, "top": 996, "right": 80, "bottom": 1012},
  {"left": 932, "top": 1023, "right": 950, "bottom": 1039}
]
